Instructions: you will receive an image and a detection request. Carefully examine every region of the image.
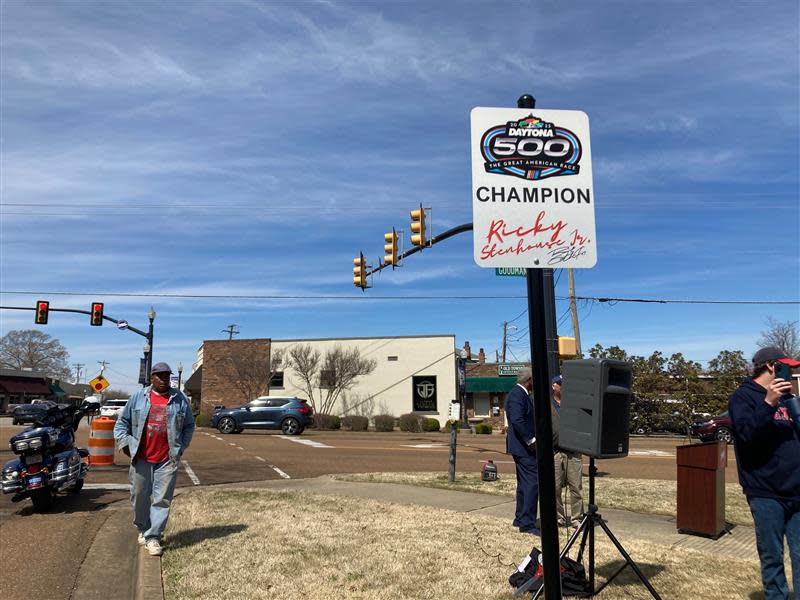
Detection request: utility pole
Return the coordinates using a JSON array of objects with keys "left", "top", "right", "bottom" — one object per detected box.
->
[
  {"left": 97, "top": 360, "right": 110, "bottom": 376},
  {"left": 73, "top": 363, "right": 84, "bottom": 384},
  {"left": 222, "top": 324, "right": 239, "bottom": 340},
  {"left": 568, "top": 268, "right": 582, "bottom": 356},
  {"left": 501, "top": 321, "right": 508, "bottom": 363}
]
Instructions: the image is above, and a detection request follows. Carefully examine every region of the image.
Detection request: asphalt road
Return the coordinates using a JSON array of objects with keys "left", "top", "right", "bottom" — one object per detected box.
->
[{"left": 0, "top": 417, "right": 740, "bottom": 599}]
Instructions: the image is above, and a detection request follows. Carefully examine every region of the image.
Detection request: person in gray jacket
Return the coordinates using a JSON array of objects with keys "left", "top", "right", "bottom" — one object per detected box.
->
[{"left": 113, "top": 362, "right": 194, "bottom": 556}]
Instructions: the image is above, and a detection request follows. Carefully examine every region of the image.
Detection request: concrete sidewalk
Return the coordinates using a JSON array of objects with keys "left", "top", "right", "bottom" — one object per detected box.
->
[{"left": 76, "top": 476, "right": 757, "bottom": 599}]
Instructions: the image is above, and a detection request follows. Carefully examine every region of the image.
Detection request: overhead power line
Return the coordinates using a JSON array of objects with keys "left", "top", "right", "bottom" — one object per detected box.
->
[{"left": 0, "top": 290, "right": 797, "bottom": 305}]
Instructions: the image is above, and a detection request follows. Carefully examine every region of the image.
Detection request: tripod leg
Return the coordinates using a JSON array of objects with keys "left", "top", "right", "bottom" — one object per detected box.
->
[{"left": 596, "top": 517, "right": 662, "bottom": 600}]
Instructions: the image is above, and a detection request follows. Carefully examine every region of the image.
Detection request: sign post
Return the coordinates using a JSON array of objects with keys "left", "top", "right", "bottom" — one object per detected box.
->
[{"left": 471, "top": 96, "right": 597, "bottom": 600}]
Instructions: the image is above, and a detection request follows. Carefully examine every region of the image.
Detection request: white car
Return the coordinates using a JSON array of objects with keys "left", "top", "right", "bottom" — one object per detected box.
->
[{"left": 100, "top": 399, "right": 128, "bottom": 419}]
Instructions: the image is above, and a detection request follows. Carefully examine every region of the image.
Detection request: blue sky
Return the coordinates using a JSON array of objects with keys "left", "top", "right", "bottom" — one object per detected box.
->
[{"left": 1, "top": 0, "right": 798, "bottom": 393}]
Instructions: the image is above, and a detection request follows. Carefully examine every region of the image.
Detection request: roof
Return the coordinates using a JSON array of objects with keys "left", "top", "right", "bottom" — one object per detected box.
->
[
  {"left": 0, "top": 368, "right": 51, "bottom": 379},
  {"left": 184, "top": 365, "right": 202, "bottom": 394},
  {"left": 0, "top": 378, "right": 52, "bottom": 395}
]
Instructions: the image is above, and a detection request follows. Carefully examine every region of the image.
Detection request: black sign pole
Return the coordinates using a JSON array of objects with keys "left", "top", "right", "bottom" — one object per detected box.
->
[{"left": 518, "top": 93, "right": 562, "bottom": 600}]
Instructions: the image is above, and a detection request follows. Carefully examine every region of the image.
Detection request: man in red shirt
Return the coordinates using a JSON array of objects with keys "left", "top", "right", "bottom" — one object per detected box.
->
[{"left": 114, "top": 362, "right": 195, "bottom": 556}]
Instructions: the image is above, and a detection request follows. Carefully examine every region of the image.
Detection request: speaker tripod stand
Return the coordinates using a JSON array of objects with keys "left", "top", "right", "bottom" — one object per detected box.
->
[{"left": 532, "top": 458, "right": 662, "bottom": 599}]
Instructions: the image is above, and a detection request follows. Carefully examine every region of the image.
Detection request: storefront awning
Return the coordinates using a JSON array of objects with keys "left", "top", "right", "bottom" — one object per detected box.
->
[
  {"left": 49, "top": 383, "right": 67, "bottom": 397},
  {"left": 184, "top": 366, "right": 202, "bottom": 394},
  {"left": 0, "top": 378, "right": 52, "bottom": 395},
  {"left": 466, "top": 377, "right": 518, "bottom": 393}
]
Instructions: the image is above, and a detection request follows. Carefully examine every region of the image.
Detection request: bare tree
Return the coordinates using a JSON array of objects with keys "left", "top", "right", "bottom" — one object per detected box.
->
[
  {"left": 221, "top": 345, "right": 284, "bottom": 405},
  {"left": 284, "top": 344, "right": 377, "bottom": 415},
  {"left": 757, "top": 318, "right": 799, "bottom": 358},
  {"left": 340, "top": 391, "right": 375, "bottom": 417},
  {"left": 0, "top": 330, "right": 72, "bottom": 380}
]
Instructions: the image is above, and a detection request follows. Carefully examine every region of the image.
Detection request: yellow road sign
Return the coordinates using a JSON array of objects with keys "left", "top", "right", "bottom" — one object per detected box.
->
[{"left": 89, "top": 375, "right": 110, "bottom": 393}]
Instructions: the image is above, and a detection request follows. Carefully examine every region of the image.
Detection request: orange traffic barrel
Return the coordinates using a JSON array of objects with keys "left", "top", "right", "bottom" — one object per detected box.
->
[{"left": 89, "top": 417, "right": 116, "bottom": 468}]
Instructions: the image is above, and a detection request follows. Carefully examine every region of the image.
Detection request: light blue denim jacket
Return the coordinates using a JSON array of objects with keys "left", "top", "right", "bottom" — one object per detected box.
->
[{"left": 113, "top": 386, "right": 195, "bottom": 462}]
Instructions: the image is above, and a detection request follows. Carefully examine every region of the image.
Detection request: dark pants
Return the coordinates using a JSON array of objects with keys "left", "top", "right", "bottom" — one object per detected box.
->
[
  {"left": 749, "top": 497, "right": 800, "bottom": 600},
  {"left": 512, "top": 454, "right": 539, "bottom": 532}
]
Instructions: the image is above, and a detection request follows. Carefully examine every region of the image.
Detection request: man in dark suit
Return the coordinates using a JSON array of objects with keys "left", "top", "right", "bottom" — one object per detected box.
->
[{"left": 506, "top": 367, "right": 539, "bottom": 535}]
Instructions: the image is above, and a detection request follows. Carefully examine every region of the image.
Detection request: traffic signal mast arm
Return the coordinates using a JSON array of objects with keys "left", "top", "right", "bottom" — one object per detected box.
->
[
  {"left": 0, "top": 305, "right": 148, "bottom": 337},
  {"left": 366, "top": 222, "right": 473, "bottom": 280}
]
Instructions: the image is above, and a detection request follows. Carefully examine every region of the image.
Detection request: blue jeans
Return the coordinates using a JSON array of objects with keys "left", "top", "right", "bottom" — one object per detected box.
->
[
  {"left": 748, "top": 497, "right": 800, "bottom": 600},
  {"left": 129, "top": 457, "right": 179, "bottom": 541}
]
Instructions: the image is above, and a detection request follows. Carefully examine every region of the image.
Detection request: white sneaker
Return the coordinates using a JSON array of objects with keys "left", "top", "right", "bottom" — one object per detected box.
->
[
  {"left": 145, "top": 539, "right": 163, "bottom": 556},
  {"left": 137, "top": 533, "right": 146, "bottom": 545}
]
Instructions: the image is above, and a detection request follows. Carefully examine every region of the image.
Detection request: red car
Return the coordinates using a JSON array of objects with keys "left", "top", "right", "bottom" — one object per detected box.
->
[{"left": 689, "top": 411, "right": 733, "bottom": 443}]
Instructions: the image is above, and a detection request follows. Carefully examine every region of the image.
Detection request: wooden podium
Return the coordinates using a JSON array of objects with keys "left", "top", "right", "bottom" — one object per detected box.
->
[{"left": 676, "top": 441, "right": 727, "bottom": 539}]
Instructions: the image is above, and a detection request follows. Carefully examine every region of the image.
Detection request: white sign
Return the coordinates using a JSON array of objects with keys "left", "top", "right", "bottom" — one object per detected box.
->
[
  {"left": 116, "top": 320, "right": 128, "bottom": 330},
  {"left": 471, "top": 107, "right": 596, "bottom": 268}
]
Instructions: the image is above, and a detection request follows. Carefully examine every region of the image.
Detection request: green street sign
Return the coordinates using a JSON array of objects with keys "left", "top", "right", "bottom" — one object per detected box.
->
[{"left": 495, "top": 267, "right": 526, "bottom": 277}]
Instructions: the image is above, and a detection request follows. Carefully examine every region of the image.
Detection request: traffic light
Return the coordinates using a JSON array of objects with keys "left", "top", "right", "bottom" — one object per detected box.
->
[
  {"left": 353, "top": 253, "right": 368, "bottom": 289},
  {"left": 410, "top": 204, "right": 426, "bottom": 247},
  {"left": 90, "top": 302, "right": 104, "bottom": 326},
  {"left": 384, "top": 228, "right": 398, "bottom": 267},
  {"left": 35, "top": 300, "right": 49, "bottom": 325}
]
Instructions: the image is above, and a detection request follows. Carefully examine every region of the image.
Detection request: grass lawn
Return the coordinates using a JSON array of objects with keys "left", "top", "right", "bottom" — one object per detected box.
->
[
  {"left": 163, "top": 488, "right": 766, "bottom": 600},
  {"left": 332, "top": 472, "right": 754, "bottom": 526}
]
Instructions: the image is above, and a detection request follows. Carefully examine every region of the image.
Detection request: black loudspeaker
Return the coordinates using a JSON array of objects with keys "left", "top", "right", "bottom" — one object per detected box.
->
[{"left": 558, "top": 359, "right": 632, "bottom": 459}]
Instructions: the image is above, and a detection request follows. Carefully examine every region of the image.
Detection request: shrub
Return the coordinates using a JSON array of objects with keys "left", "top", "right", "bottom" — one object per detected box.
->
[
  {"left": 422, "top": 418, "right": 441, "bottom": 432},
  {"left": 444, "top": 419, "right": 464, "bottom": 430},
  {"left": 314, "top": 413, "right": 341, "bottom": 430},
  {"left": 373, "top": 414, "right": 395, "bottom": 432},
  {"left": 474, "top": 422, "right": 493, "bottom": 435},
  {"left": 341, "top": 415, "right": 369, "bottom": 431},
  {"left": 399, "top": 413, "right": 423, "bottom": 432},
  {"left": 195, "top": 413, "right": 211, "bottom": 427}
]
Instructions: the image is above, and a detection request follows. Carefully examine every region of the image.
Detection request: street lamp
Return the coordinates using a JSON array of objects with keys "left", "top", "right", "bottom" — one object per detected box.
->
[
  {"left": 145, "top": 307, "right": 156, "bottom": 377},
  {"left": 177, "top": 362, "right": 183, "bottom": 389}
]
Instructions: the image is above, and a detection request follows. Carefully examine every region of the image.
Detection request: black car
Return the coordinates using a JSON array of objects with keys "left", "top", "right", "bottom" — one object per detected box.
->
[
  {"left": 12, "top": 401, "right": 57, "bottom": 425},
  {"left": 211, "top": 397, "right": 313, "bottom": 435}
]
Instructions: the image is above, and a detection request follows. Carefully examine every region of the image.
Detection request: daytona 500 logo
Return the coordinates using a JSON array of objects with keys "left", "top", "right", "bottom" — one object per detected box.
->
[{"left": 480, "top": 114, "right": 582, "bottom": 181}]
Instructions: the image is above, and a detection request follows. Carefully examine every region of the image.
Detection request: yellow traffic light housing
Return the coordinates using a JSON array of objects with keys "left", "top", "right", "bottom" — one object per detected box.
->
[
  {"left": 410, "top": 204, "right": 427, "bottom": 247},
  {"left": 353, "top": 253, "right": 368, "bottom": 289},
  {"left": 35, "top": 300, "right": 49, "bottom": 325},
  {"left": 90, "top": 302, "right": 104, "bottom": 326},
  {"left": 558, "top": 336, "right": 577, "bottom": 358},
  {"left": 384, "top": 228, "right": 399, "bottom": 267}
]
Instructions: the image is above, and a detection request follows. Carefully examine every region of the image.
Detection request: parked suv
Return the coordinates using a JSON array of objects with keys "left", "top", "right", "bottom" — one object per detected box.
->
[
  {"left": 100, "top": 398, "right": 128, "bottom": 419},
  {"left": 689, "top": 411, "right": 733, "bottom": 443},
  {"left": 211, "top": 397, "right": 313, "bottom": 435}
]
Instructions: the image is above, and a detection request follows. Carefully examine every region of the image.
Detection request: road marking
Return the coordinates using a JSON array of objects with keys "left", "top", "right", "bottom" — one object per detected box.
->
[
  {"left": 278, "top": 436, "right": 333, "bottom": 448},
  {"left": 271, "top": 466, "right": 291, "bottom": 479},
  {"left": 236, "top": 446, "right": 244, "bottom": 450},
  {"left": 254, "top": 455, "right": 290, "bottom": 479},
  {"left": 402, "top": 444, "right": 447, "bottom": 448},
  {"left": 228, "top": 442, "right": 237, "bottom": 446},
  {"left": 84, "top": 483, "right": 131, "bottom": 491},
  {"left": 628, "top": 450, "right": 674, "bottom": 457},
  {"left": 182, "top": 460, "right": 201, "bottom": 485}
]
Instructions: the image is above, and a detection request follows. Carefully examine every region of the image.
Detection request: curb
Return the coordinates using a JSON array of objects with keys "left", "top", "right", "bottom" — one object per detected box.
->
[{"left": 135, "top": 545, "right": 164, "bottom": 600}]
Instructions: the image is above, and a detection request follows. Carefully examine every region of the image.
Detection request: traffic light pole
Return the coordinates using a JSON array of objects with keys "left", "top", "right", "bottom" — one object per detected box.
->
[{"left": 518, "top": 93, "right": 562, "bottom": 600}]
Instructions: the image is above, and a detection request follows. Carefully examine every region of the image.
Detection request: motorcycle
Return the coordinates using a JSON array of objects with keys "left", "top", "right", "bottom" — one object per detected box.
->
[{"left": 2, "top": 397, "right": 101, "bottom": 512}]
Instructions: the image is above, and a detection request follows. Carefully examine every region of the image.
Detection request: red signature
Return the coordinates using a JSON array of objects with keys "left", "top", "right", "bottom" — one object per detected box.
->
[{"left": 480, "top": 212, "right": 589, "bottom": 261}]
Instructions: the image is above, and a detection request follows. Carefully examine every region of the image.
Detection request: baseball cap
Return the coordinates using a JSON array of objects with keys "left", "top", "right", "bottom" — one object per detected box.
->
[
  {"left": 150, "top": 362, "right": 173, "bottom": 374},
  {"left": 551, "top": 375, "right": 563, "bottom": 385},
  {"left": 751, "top": 347, "right": 800, "bottom": 368}
]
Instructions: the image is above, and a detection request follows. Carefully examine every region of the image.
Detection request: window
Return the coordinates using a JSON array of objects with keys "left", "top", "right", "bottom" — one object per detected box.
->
[
  {"left": 247, "top": 399, "right": 268, "bottom": 408},
  {"left": 319, "top": 370, "right": 335, "bottom": 389},
  {"left": 387, "top": 356, "right": 398, "bottom": 361},
  {"left": 270, "top": 372, "right": 284, "bottom": 388},
  {"left": 267, "top": 398, "right": 290, "bottom": 408}
]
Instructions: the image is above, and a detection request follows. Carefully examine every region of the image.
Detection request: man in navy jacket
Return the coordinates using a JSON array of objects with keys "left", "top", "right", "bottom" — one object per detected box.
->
[
  {"left": 506, "top": 367, "right": 539, "bottom": 535},
  {"left": 729, "top": 346, "right": 800, "bottom": 600}
]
